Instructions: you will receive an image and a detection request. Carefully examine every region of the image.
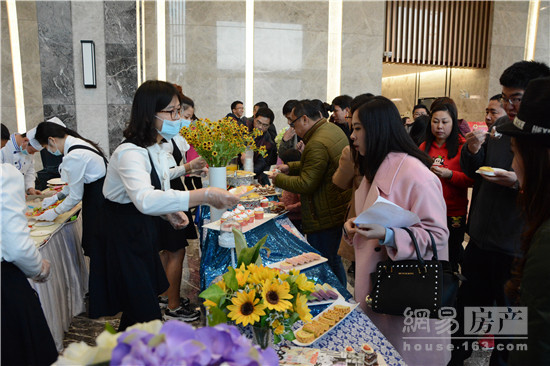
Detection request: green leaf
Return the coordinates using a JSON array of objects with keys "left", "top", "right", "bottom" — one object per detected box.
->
[
  {"left": 283, "top": 330, "right": 296, "bottom": 341},
  {"left": 207, "top": 306, "right": 228, "bottom": 326},
  {"left": 105, "top": 322, "right": 117, "bottom": 334},
  {"left": 273, "top": 333, "right": 281, "bottom": 344},
  {"left": 288, "top": 312, "right": 300, "bottom": 324},
  {"left": 199, "top": 284, "right": 226, "bottom": 305},
  {"left": 223, "top": 266, "right": 238, "bottom": 291},
  {"left": 233, "top": 229, "right": 248, "bottom": 262}
]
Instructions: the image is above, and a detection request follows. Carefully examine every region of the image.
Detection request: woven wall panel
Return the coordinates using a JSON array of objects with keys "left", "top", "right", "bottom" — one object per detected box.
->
[{"left": 384, "top": 1, "right": 492, "bottom": 68}]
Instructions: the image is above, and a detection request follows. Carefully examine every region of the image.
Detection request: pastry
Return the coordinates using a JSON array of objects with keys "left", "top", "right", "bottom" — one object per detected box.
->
[
  {"left": 295, "top": 329, "right": 314, "bottom": 343},
  {"left": 478, "top": 166, "right": 495, "bottom": 173},
  {"left": 254, "top": 207, "right": 264, "bottom": 219}
]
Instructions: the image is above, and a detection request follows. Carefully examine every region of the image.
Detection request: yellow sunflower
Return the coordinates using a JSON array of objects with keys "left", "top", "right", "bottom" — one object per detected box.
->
[
  {"left": 295, "top": 293, "right": 312, "bottom": 323},
  {"left": 271, "top": 319, "right": 285, "bottom": 335},
  {"left": 235, "top": 264, "right": 250, "bottom": 287},
  {"left": 203, "top": 299, "right": 218, "bottom": 309},
  {"left": 248, "top": 265, "right": 273, "bottom": 285},
  {"left": 294, "top": 272, "right": 315, "bottom": 293},
  {"left": 227, "top": 290, "right": 266, "bottom": 326},
  {"left": 262, "top": 279, "right": 293, "bottom": 312}
]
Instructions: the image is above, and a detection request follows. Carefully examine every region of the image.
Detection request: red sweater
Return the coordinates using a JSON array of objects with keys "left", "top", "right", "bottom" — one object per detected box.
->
[{"left": 419, "top": 140, "right": 474, "bottom": 216}]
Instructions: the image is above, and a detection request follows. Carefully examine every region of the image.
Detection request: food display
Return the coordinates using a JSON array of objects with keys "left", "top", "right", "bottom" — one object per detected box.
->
[
  {"left": 269, "top": 201, "right": 286, "bottom": 214},
  {"left": 227, "top": 170, "right": 255, "bottom": 187},
  {"left": 274, "top": 252, "right": 324, "bottom": 271},
  {"left": 360, "top": 344, "right": 379, "bottom": 366},
  {"left": 26, "top": 200, "right": 63, "bottom": 217},
  {"left": 229, "top": 185, "right": 256, "bottom": 197},
  {"left": 254, "top": 184, "right": 277, "bottom": 195},
  {"left": 293, "top": 300, "right": 355, "bottom": 346},
  {"left": 309, "top": 283, "right": 341, "bottom": 304}
]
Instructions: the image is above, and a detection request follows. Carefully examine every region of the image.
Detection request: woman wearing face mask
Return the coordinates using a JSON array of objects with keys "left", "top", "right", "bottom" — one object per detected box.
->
[
  {"left": 343, "top": 96, "right": 449, "bottom": 365},
  {"left": 420, "top": 102, "right": 474, "bottom": 273},
  {"left": 94, "top": 80, "right": 238, "bottom": 331},
  {"left": 33, "top": 123, "right": 108, "bottom": 261}
]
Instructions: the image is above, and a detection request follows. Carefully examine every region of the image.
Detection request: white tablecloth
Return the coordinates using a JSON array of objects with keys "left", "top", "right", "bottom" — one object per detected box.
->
[{"left": 29, "top": 215, "right": 88, "bottom": 352}]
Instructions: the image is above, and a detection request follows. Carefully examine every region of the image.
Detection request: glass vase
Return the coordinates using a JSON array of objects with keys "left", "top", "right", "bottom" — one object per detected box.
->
[{"left": 251, "top": 325, "right": 272, "bottom": 349}]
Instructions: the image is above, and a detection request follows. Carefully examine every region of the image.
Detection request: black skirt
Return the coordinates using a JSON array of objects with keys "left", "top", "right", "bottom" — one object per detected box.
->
[
  {"left": 88, "top": 199, "right": 169, "bottom": 320},
  {"left": 1, "top": 262, "right": 58, "bottom": 366}
]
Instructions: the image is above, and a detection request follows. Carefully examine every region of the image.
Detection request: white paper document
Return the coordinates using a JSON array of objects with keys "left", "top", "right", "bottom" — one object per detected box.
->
[{"left": 354, "top": 196, "right": 420, "bottom": 228}]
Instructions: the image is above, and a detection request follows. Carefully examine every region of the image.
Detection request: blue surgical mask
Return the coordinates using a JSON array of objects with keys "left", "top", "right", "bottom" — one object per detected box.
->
[
  {"left": 155, "top": 116, "right": 185, "bottom": 141},
  {"left": 47, "top": 140, "right": 62, "bottom": 156},
  {"left": 19, "top": 145, "right": 29, "bottom": 156},
  {"left": 181, "top": 119, "right": 192, "bottom": 128}
]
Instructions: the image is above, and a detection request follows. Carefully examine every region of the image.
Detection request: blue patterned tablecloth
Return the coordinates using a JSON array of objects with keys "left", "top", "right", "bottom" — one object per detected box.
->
[{"left": 198, "top": 206, "right": 405, "bottom": 365}]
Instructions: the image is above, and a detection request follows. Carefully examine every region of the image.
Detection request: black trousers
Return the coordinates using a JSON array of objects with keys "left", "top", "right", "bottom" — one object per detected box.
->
[
  {"left": 447, "top": 215, "right": 466, "bottom": 273},
  {"left": 449, "top": 240, "right": 515, "bottom": 366},
  {"left": 1, "top": 262, "right": 58, "bottom": 366}
]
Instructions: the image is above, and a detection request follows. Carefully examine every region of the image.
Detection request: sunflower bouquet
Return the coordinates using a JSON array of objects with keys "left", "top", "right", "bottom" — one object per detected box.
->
[
  {"left": 199, "top": 231, "right": 316, "bottom": 344},
  {"left": 180, "top": 117, "right": 267, "bottom": 167}
]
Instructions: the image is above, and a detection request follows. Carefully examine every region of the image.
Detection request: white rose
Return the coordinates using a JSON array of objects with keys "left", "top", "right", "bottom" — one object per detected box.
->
[
  {"left": 53, "top": 342, "right": 100, "bottom": 365},
  {"left": 126, "top": 319, "right": 163, "bottom": 334}
]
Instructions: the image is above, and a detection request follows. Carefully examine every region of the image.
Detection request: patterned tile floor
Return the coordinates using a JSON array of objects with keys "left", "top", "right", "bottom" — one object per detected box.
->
[{"left": 62, "top": 239, "right": 490, "bottom": 365}]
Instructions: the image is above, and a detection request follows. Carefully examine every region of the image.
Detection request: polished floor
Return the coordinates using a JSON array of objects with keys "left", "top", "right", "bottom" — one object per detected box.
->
[{"left": 62, "top": 238, "right": 491, "bottom": 365}]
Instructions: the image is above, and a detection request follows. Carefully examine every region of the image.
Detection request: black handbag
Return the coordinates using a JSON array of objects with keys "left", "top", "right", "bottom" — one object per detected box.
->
[{"left": 367, "top": 228, "right": 459, "bottom": 318}]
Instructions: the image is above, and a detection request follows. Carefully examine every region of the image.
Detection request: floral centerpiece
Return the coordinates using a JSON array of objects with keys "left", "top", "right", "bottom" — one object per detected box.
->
[
  {"left": 200, "top": 230, "right": 316, "bottom": 346},
  {"left": 54, "top": 320, "right": 278, "bottom": 366},
  {"left": 180, "top": 117, "right": 267, "bottom": 167}
]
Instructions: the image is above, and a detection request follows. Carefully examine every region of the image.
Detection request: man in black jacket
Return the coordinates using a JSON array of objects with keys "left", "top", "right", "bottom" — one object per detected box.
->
[{"left": 450, "top": 60, "right": 550, "bottom": 366}]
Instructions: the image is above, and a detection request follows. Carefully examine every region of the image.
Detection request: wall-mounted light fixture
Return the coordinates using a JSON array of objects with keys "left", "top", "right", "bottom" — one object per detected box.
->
[{"left": 81, "top": 40, "right": 97, "bottom": 88}]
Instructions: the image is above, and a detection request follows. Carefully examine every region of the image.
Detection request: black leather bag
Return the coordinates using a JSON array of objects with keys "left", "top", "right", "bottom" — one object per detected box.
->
[{"left": 367, "top": 228, "right": 459, "bottom": 318}]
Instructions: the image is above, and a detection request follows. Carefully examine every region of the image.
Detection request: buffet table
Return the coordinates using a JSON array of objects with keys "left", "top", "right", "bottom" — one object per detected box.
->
[
  {"left": 199, "top": 207, "right": 405, "bottom": 365},
  {"left": 26, "top": 196, "right": 88, "bottom": 352}
]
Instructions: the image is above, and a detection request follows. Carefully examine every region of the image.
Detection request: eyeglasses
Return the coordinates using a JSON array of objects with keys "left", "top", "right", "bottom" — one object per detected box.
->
[
  {"left": 500, "top": 95, "right": 522, "bottom": 106},
  {"left": 288, "top": 115, "right": 302, "bottom": 128},
  {"left": 159, "top": 107, "right": 183, "bottom": 119}
]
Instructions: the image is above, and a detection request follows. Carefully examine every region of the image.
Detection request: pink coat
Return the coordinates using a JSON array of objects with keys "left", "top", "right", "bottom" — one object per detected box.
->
[{"left": 353, "top": 152, "right": 450, "bottom": 365}]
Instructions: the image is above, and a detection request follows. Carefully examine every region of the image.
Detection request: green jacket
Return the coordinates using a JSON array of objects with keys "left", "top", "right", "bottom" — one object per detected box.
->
[
  {"left": 509, "top": 218, "right": 550, "bottom": 365},
  {"left": 274, "top": 119, "right": 351, "bottom": 233}
]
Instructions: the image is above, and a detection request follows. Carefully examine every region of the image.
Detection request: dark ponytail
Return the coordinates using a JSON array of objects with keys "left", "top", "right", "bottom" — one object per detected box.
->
[{"left": 34, "top": 122, "right": 105, "bottom": 157}]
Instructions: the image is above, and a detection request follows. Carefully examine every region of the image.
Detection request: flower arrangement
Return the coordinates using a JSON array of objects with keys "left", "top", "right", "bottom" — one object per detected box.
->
[
  {"left": 180, "top": 117, "right": 267, "bottom": 167},
  {"left": 200, "top": 230, "right": 316, "bottom": 344},
  {"left": 54, "top": 320, "right": 278, "bottom": 366}
]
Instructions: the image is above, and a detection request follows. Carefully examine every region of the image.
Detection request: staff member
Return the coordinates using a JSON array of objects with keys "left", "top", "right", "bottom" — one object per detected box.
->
[
  {"left": 94, "top": 80, "right": 238, "bottom": 330},
  {"left": 1, "top": 164, "right": 57, "bottom": 366},
  {"left": 33, "top": 122, "right": 108, "bottom": 261},
  {"left": 0, "top": 118, "right": 60, "bottom": 195}
]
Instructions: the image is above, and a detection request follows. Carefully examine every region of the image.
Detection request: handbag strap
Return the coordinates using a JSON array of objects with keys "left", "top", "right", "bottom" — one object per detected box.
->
[{"left": 402, "top": 228, "right": 439, "bottom": 263}]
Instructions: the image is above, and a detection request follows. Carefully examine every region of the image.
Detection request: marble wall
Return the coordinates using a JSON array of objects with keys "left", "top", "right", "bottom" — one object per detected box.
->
[
  {"left": 160, "top": 1, "right": 385, "bottom": 133},
  {"left": 105, "top": 1, "right": 138, "bottom": 154},
  {"left": 37, "top": 1, "right": 76, "bottom": 130}
]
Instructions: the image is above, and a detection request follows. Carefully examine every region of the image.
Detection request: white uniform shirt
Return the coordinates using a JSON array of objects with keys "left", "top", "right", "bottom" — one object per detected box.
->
[
  {"left": 102, "top": 142, "right": 189, "bottom": 215},
  {"left": 54, "top": 136, "right": 107, "bottom": 214},
  {"left": 159, "top": 135, "right": 190, "bottom": 162},
  {"left": 0, "top": 134, "right": 36, "bottom": 191},
  {"left": 0, "top": 164, "right": 43, "bottom": 277}
]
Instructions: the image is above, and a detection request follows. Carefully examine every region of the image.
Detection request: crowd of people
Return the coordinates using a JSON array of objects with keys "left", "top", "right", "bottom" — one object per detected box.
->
[{"left": 1, "top": 60, "right": 549, "bottom": 366}]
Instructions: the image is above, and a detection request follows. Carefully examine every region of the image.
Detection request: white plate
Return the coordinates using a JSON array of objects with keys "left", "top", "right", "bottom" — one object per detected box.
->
[
  {"left": 30, "top": 229, "right": 52, "bottom": 237},
  {"left": 203, "top": 213, "right": 278, "bottom": 233},
  {"left": 475, "top": 167, "right": 506, "bottom": 177},
  {"left": 47, "top": 178, "right": 66, "bottom": 185},
  {"left": 292, "top": 297, "right": 359, "bottom": 346},
  {"left": 34, "top": 221, "right": 55, "bottom": 227},
  {"left": 268, "top": 256, "right": 328, "bottom": 272}
]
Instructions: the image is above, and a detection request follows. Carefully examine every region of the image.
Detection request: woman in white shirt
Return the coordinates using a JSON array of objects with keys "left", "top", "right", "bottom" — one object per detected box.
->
[
  {"left": 1, "top": 164, "right": 57, "bottom": 365},
  {"left": 33, "top": 122, "right": 108, "bottom": 262},
  {"left": 96, "top": 80, "right": 238, "bottom": 330}
]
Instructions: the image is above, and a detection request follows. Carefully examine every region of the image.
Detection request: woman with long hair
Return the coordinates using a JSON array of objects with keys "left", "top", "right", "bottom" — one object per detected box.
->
[
  {"left": 33, "top": 122, "right": 107, "bottom": 261},
  {"left": 157, "top": 85, "right": 204, "bottom": 322},
  {"left": 343, "top": 96, "right": 450, "bottom": 365},
  {"left": 420, "top": 102, "right": 474, "bottom": 272},
  {"left": 498, "top": 77, "right": 550, "bottom": 365},
  {"left": 93, "top": 80, "right": 238, "bottom": 330}
]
